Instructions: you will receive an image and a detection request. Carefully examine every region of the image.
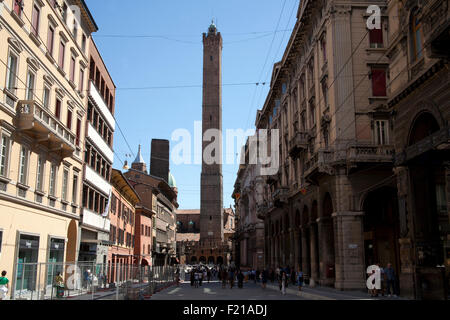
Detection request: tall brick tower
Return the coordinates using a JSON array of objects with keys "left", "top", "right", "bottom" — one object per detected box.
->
[{"left": 200, "top": 21, "right": 224, "bottom": 242}]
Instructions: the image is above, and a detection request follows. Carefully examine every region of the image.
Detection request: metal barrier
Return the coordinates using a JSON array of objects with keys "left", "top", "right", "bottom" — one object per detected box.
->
[{"left": 9, "top": 262, "right": 176, "bottom": 300}]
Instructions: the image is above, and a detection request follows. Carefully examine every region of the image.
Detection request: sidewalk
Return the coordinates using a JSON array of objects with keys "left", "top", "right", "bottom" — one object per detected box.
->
[{"left": 265, "top": 282, "right": 409, "bottom": 300}]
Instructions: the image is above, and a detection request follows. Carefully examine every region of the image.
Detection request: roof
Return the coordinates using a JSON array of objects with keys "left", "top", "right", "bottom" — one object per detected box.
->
[
  {"left": 78, "top": 0, "right": 99, "bottom": 33},
  {"left": 111, "top": 169, "right": 141, "bottom": 205},
  {"left": 168, "top": 171, "right": 176, "bottom": 188},
  {"left": 133, "top": 145, "right": 146, "bottom": 164}
]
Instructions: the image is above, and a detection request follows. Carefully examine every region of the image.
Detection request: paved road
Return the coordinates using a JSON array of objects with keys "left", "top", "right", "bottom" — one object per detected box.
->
[{"left": 151, "top": 280, "right": 304, "bottom": 300}]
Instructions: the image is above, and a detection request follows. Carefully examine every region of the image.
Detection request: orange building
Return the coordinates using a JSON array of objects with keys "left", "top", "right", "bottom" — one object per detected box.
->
[
  {"left": 134, "top": 205, "right": 155, "bottom": 266},
  {"left": 107, "top": 169, "right": 140, "bottom": 283}
]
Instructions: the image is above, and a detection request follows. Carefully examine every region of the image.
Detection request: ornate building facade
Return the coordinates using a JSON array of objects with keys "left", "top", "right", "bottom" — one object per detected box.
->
[{"left": 233, "top": 0, "right": 449, "bottom": 299}]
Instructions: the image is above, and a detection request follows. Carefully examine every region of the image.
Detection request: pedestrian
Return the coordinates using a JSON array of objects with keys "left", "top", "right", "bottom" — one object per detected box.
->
[
  {"left": 194, "top": 271, "right": 200, "bottom": 288},
  {"left": 270, "top": 269, "right": 275, "bottom": 283},
  {"left": 237, "top": 270, "right": 244, "bottom": 289},
  {"left": 290, "top": 268, "right": 296, "bottom": 285},
  {"left": 297, "top": 268, "right": 304, "bottom": 291},
  {"left": 175, "top": 268, "right": 180, "bottom": 287},
  {"left": 190, "top": 270, "right": 195, "bottom": 287},
  {"left": 229, "top": 269, "right": 235, "bottom": 289},
  {"left": 281, "top": 271, "right": 287, "bottom": 295},
  {"left": 221, "top": 269, "right": 228, "bottom": 289},
  {"left": 54, "top": 272, "right": 65, "bottom": 299},
  {"left": 0, "top": 271, "right": 9, "bottom": 300},
  {"left": 261, "top": 269, "right": 268, "bottom": 289},
  {"left": 385, "top": 263, "right": 397, "bottom": 297},
  {"left": 207, "top": 269, "right": 211, "bottom": 283}
]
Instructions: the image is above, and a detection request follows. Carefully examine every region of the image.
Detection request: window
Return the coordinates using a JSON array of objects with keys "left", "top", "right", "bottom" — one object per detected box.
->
[
  {"left": 47, "top": 24, "right": 55, "bottom": 56},
  {"left": 310, "top": 103, "right": 316, "bottom": 126},
  {"left": 67, "top": 109, "right": 72, "bottom": 130},
  {"left": 31, "top": 4, "right": 40, "bottom": 36},
  {"left": 36, "top": 155, "right": 44, "bottom": 191},
  {"left": 18, "top": 146, "right": 29, "bottom": 185},
  {"left": 79, "top": 68, "right": 84, "bottom": 92},
  {"left": 321, "top": 38, "right": 327, "bottom": 62},
  {"left": 369, "top": 23, "right": 383, "bottom": 48},
  {"left": 6, "top": 51, "right": 18, "bottom": 92},
  {"left": 72, "top": 173, "right": 78, "bottom": 204},
  {"left": 375, "top": 120, "right": 389, "bottom": 145},
  {"left": 43, "top": 86, "right": 50, "bottom": 109},
  {"left": 26, "top": 71, "right": 35, "bottom": 100},
  {"left": 69, "top": 56, "right": 76, "bottom": 83},
  {"left": 371, "top": 68, "right": 387, "bottom": 97},
  {"left": 49, "top": 164, "right": 57, "bottom": 196},
  {"left": 321, "top": 80, "right": 328, "bottom": 108},
  {"left": 13, "top": 0, "right": 22, "bottom": 17},
  {"left": 58, "top": 41, "right": 65, "bottom": 69},
  {"left": 0, "top": 134, "right": 11, "bottom": 177},
  {"left": 55, "top": 99, "right": 61, "bottom": 119},
  {"left": 411, "top": 12, "right": 423, "bottom": 61},
  {"left": 62, "top": 168, "right": 69, "bottom": 201},
  {"left": 76, "top": 118, "right": 81, "bottom": 146},
  {"left": 81, "top": 34, "right": 87, "bottom": 52}
]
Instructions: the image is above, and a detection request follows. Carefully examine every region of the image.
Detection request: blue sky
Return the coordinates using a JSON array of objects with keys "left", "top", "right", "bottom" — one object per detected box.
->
[{"left": 86, "top": 0, "right": 298, "bottom": 209}]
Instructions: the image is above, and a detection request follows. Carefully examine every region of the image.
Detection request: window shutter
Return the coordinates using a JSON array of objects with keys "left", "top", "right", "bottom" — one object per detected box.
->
[{"left": 371, "top": 69, "right": 386, "bottom": 96}]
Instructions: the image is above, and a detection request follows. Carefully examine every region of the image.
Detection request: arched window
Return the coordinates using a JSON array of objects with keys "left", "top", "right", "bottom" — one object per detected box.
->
[{"left": 411, "top": 10, "right": 424, "bottom": 61}]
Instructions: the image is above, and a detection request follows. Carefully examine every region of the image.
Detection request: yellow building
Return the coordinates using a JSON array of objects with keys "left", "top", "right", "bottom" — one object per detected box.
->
[{"left": 0, "top": 0, "right": 97, "bottom": 298}]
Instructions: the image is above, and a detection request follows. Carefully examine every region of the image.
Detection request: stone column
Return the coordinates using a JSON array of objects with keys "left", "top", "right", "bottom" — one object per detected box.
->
[
  {"left": 333, "top": 211, "right": 366, "bottom": 290},
  {"left": 317, "top": 216, "right": 335, "bottom": 286},
  {"left": 294, "top": 230, "right": 300, "bottom": 270},
  {"left": 394, "top": 166, "right": 416, "bottom": 299},
  {"left": 289, "top": 229, "right": 295, "bottom": 267},
  {"left": 301, "top": 227, "right": 310, "bottom": 276},
  {"left": 309, "top": 223, "right": 319, "bottom": 283}
]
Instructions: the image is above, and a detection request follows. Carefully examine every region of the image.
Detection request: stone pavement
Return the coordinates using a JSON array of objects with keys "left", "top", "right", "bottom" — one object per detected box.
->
[
  {"left": 151, "top": 280, "right": 304, "bottom": 300},
  {"left": 151, "top": 278, "right": 409, "bottom": 301}
]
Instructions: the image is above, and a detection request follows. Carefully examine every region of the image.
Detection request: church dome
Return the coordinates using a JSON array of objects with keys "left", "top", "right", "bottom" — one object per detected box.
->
[
  {"left": 208, "top": 20, "right": 217, "bottom": 34},
  {"left": 168, "top": 171, "right": 176, "bottom": 188}
]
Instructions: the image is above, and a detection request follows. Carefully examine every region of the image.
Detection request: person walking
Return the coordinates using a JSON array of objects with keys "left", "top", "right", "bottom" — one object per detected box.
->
[
  {"left": 385, "top": 263, "right": 397, "bottom": 297},
  {"left": 261, "top": 269, "right": 268, "bottom": 289},
  {"left": 229, "top": 269, "right": 235, "bottom": 289},
  {"left": 237, "top": 270, "right": 244, "bottom": 289},
  {"left": 190, "top": 270, "right": 195, "bottom": 287},
  {"left": 0, "top": 271, "right": 9, "bottom": 300},
  {"left": 297, "top": 268, "right": 304, "bottom": 291},
  {"left": 281, "top": 271, "right": 287, "bottom": 295},
  {"left": 221, "top": 269, "right": 228, "bottom": 289},
  {"left": 194, "top": 271, "right": 200, "bottom": 288}
]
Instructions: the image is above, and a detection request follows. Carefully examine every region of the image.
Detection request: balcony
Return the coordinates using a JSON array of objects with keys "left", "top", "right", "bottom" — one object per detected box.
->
[
  {"left": 82, "top": 208, "right": 110, "bottom": 232},
  {"left": 16, "top": 100, "right": 75, "bottom": 159},
  {"left": 289, "top": 131, "right": 309, "bottom": 159},
  {"left": 89, "top": 81, "right": 116, "bottom": 131},
  {"left": 304, "top": 149, "right": 335, "bottom": 180},
  {"left": 87, "top": 123, "right": 114, "bottom": 163},
  {"left": 346, "top": 144, "right": 395, "bottom": 165},
  {"left": 396, "top": 125, "right": 450, "bottom": 165},
  {"left": 273, "top": 187, "right": 289, "bottom": 205},
  {"left": 85, "top": 166, "right": 112, "bottom": 196}
]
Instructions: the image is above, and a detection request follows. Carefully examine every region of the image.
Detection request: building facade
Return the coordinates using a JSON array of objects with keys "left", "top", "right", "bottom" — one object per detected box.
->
[
  {"left": 78, "top": 37, "right": 115, "bottom": 263},
  {"left": 124, "top": 144, "right": 178, "bottom": 267},
  {"left": 385, "top": 0, "right": 449, "bottom": 300},
  {"left": 0, "top": 0, "right": 96, "bottom": 297},
  {"left": 233, "top": 0, "right": 449, "bottom": 299},
  {"left": 108, "top": 169, "right": 139, "bottom": 283},
  {"left": 176, "top": 207, "right": 235, "bottom": 266}
]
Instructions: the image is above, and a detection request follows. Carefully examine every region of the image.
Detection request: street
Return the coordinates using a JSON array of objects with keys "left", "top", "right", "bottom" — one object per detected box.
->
[{"left": 151, "top": 279, "right": 303, "bottom": 300}]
